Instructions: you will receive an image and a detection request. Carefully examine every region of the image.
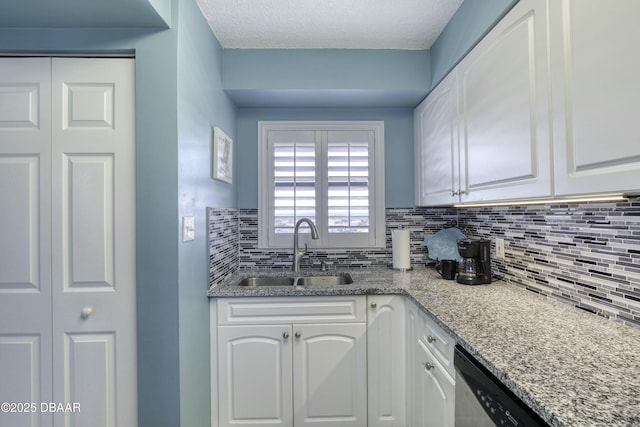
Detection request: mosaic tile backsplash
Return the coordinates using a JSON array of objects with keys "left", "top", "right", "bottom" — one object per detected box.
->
[
  {"left": 460, "top": 199, "right": 640, "bottom": 328},
  {"left": 207, "top": 208, "right": 239, "bottom": 288},
  {"left": 208, "top": 199, "right": 640, "bottom": 328}
]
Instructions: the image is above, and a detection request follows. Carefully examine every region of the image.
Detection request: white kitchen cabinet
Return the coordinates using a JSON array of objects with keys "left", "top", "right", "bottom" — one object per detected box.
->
[
  {"left": 412, "top": 341, "right": 455, "bottom": 427},
  {"left": 404, "top": 300, "right": 420, "bottom": 427},
  {"left": 414, "top": 71, "right": 460, "bottom": 206},
  {"left": 415, "top": 0, "right": 553, "bottom": 205},
  {"left": 293, "top": 323, "right": 367, "bottom": 427},
  {"left": 214, "top": 296, "right": 367, "bottom": 427},
  {"left": 457, "top": 0, "right": 552, "bottom": 202},
  {"left": 549, "top": 0, "right": 640, "bottom": 196},
  {"left": 367, "top": 295, "right": 406, "bottom": 427},
  {"left": 417, "top": 309, "right": 455, "bottom": 378},
  {"left": 405, "top": 300, "right": 455, "bottom": 427},
  {"left": 218, "top": 325, "right": 293, "bottom": 427}
]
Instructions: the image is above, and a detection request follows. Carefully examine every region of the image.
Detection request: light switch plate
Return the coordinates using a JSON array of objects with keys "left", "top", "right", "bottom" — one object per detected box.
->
[
  {"left": 495, "top": 237, "right": 505, "bottom": 259},
  {"left": 182, "top": 216, "right": 195, "bottom": 242}
]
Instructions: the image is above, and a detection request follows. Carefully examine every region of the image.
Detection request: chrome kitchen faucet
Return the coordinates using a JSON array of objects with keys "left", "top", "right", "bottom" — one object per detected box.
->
[{"left": 292, "top": 218, "right": 319, "bottom": 273}]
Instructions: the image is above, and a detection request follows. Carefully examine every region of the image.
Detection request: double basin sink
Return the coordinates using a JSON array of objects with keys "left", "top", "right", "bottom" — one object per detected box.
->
[{"left": 238, "top": 273, "right": 354, "bottom": 287}]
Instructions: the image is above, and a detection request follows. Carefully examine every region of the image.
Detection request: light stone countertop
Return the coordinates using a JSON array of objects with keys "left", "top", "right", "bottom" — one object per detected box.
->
[{"left": 208, "top": 267, "right": 640, "bottom": 427}]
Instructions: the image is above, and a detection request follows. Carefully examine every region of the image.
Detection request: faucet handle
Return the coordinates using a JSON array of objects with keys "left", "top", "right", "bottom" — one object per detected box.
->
[{"left": 304, "top": 243, "right": 308, "bottom": 253}]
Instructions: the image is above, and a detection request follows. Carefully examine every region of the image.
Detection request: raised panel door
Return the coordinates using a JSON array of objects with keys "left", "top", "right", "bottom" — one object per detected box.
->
[
  {"left": 293, "top": 323, "right": 367, "bottom": 427},
  {"left": 218, "top": 325, "right": 293, "bottom": 427},
  {"left": 413, "top": 341, "right": 455, "bottom": 427},
  {"left": 0, "top": 57, "right": 53, "bottom": 427},
  {"left": 458, "top": 0, "right": 552, "bottom": 202},
  {"left": 367, "top": 295, "right": 406, "bottom": 427},
  {"left": 550, "top": 0, "right": 640, "bottom": 195},
  {"left": 50, "top": 58, "right": 136, "bottom": 427},
  {"left": 404, "top": 300, "right": 419, "bottom": 427},
  {"left": 0, "top": 57, "right": 136, "bottom": 427},
  {"left": 414, "top": 70, "right": 460, "bottom": 206}
]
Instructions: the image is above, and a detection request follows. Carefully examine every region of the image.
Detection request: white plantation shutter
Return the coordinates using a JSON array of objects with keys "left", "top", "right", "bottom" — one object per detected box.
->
[
  {"left": 327, "top": 132, "right": 371, "bottom": 234},
  {"left": 273, "top": 142, "right": 316, "bottom": 233},
  {"left": 259, "top": 122, "right": 384, "bottom": 248}
]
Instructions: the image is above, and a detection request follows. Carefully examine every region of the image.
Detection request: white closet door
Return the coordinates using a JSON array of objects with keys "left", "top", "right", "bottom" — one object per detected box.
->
[
  {"left": 50, "top": 58, "right": 136, "bottom": 427},
  {"left": 0, "top": 57, "right": 53, "bottom": 427}
]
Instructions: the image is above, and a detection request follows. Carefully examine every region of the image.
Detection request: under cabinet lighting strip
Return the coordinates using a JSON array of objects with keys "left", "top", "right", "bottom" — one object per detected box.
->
[{"left": 453, "top": 193, "right": 628, "bottom": 208}]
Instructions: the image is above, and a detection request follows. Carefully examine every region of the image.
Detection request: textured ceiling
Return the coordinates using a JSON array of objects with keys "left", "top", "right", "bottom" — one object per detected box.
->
[{"left": 196, "top": 0, "right": 463, "bottom": 49}]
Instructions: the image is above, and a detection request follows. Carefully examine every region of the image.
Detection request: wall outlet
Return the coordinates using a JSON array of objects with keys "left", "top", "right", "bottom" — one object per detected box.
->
[
  {"left": 495, "top": 237, "right": 505, "bottom": 260},
  {"left": 182, "top": 216, "right": 195, "bottom": 242}
]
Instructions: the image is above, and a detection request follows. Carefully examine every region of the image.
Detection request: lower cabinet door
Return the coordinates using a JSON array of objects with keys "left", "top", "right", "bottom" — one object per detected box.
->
[
  {"left": 413, "top": 340, "right": 455, "bottom": 427},
  {"left": 293, "top": 323, "right": 367, "bottom": 427},
  {"left": 367, "top": 295, "right": 406, "bottom": 427},
  {"left": 218, "top": 325, "right": 293, "bottom": 427}
]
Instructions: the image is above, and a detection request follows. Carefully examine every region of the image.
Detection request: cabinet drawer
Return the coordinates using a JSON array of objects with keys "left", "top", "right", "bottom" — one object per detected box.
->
[
  {"left": 217, "top": 296, "right": 366, "bottom": 325},
  {"left": 418, "top": 311, "right": 455, "bottom": 377}
]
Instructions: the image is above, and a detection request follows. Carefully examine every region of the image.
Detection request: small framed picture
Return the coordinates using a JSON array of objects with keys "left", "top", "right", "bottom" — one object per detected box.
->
[{"left": 212, "top": 127, "right": 233, "bottom": 183}]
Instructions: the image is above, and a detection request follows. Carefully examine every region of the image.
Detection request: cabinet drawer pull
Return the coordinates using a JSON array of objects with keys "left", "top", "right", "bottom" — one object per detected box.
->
[
  {"left": 283, "top": 332, "right": 289, "bottom": 339},
  {"left": 295, "top": 331, "right": 301, "bottom": 339},
  {"left": 370, "top": 302, "right": 377, "bottom": 308},
  {"left": 424, "top": 362, "right": 434, "bottom": 371},
  {"left": 427, "top": 335, "right": 436, "bottom": 343}
]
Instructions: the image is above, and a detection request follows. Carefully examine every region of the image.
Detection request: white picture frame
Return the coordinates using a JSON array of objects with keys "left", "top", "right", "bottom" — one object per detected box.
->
[{"left": 212, "top": 126, "right": 233, "bottom": 183}]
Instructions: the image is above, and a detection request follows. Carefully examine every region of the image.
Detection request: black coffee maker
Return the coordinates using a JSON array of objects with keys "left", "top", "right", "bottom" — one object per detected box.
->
[{"left": 456, "top": 239, "right": 492, "bottom": 285}]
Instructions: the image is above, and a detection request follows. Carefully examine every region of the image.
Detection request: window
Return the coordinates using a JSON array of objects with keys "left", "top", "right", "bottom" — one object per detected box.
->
[{"left": 259, "top": 121, "right": 385, "bottom": 248}]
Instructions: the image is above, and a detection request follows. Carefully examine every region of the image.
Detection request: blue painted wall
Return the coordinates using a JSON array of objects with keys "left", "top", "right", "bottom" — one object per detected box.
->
[
  {"left": 223, "top": 49, "right": 430, "bottom": 108},
  {"left": 236, "top": 108, "right": 414, "bottom": 209},
  {"left": 429, "top": 0, "right": 518, "bottom": 89},
  {"left": 176, "top": 0, "right": 236, "bottom": 426}
]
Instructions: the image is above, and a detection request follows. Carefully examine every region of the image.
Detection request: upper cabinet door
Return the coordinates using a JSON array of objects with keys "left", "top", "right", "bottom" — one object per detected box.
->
[
  {"left": 414, "top": 71, "right": 460, "bottom": 206},
  {"left": 458, "top": 0, "right": 552, "bottom": 202},
  {"left": 550, "top": 0, "right": 640, "bottom": 196}
]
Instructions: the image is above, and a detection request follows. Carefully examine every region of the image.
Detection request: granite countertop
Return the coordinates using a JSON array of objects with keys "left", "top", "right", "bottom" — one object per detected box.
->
[{"left": 208, "top": 267, "right": 640, "bottom": 427}]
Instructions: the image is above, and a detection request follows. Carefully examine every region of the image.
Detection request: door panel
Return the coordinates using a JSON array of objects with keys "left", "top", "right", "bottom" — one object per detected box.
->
[
  {"left": 414, "top": 71, "right": 459, "bottom": 206},
  {"left": 50, "top": 58, "right": 136, "bottom": 427},
  {"left": 218, "top": 325, "right": 293, "bottom": 427},
  {"left": 414, "top": 341, "right": 455, "bottom": 427},
  {"left": 0, "top": 58, "right": 53, "bottom": 427},
  {"left": 293, "top": 323, "right": 367, "bottom": 427},
  {"left": 459, "top": 0, "right": 551, "bottom": 202},
  {"left": 0, "top": 335, "right": 47, "bottom": 427},
  {"left": 61, "top": 154, "right": 115, "bottom": 290},
  {"left": 62, "top": 333, "right": 116, "bottom": 427},
  {"left": 550, "top": 0, "right": 640, "bottom": 194},
  {"left": 0, "top": 56, "right": 136, "bottom": 427},
  {"left": 367, "top": 296, "right": 405, "bottom": 427}
]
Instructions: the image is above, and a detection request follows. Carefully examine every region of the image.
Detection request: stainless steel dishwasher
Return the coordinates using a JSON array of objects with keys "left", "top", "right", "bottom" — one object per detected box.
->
[{"left": 454, "top": 345, "right": 550, "bottom": 427}]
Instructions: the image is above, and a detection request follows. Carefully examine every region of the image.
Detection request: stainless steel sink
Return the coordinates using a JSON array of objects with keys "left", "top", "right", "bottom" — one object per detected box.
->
[
  {"left": 236, "top": 273, "right": 354, "bottom": 287},
  {"left": 296, "top": 274, "right": 354, "bottom": 286},
  {"left": 237, "top": 276, "right": 295, "bottom": 287}
]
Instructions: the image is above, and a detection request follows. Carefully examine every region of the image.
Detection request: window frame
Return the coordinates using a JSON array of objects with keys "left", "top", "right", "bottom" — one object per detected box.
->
[{"left": 258, "top": 121, "right": 385, "bottom": 249}]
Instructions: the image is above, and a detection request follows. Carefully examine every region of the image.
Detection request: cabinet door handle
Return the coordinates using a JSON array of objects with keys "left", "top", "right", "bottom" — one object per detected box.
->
[
  {"left": 370, "top": 302, "right": 377, "bottom": 308},
  {"left": 427, "top": 335, "right": 436, "bottom": 343},
  {"left": 424, "top": 362, "right": 434, "bottom": 371},
  {"left": 294, "top": 331, "right": 301, "bottom": 339},
  {"left": 283, "top": 332, "right": 289, "bottom": 339}
]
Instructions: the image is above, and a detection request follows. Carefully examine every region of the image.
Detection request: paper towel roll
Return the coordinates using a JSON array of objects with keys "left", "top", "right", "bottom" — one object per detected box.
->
[{"left": 392, "top": 229, "right": 411, "bottom": 270}]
